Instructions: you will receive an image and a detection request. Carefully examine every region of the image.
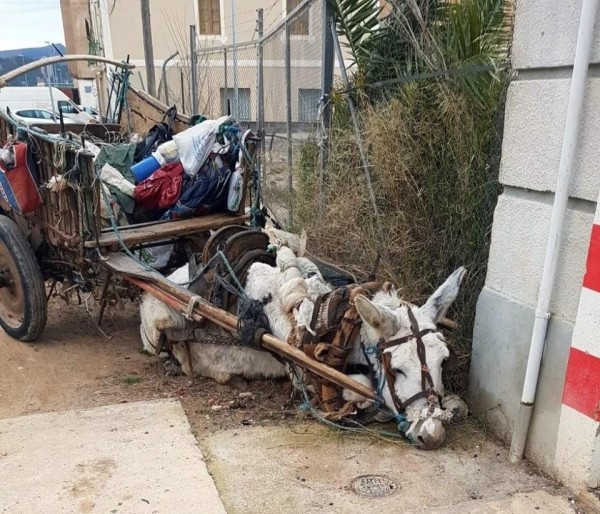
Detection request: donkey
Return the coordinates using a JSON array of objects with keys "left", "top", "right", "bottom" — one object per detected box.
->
[{"left": 139, "top": 249, "right": 465, "bottom": 449}]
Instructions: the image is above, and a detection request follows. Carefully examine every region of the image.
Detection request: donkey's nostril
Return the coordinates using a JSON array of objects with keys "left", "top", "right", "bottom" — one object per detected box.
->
[{"left": 413, "top": 419, "right": 446, "bottom": 450}]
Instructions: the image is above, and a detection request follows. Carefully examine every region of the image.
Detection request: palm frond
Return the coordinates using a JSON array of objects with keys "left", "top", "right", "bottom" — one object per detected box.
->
[{"left": 333, "top": 0, "right": 388, "bottom": 73}]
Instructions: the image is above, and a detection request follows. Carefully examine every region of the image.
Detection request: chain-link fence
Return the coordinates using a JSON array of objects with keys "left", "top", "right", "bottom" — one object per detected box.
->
[{"left": 182, "top": 0, "right": 325, "bottom": 227}]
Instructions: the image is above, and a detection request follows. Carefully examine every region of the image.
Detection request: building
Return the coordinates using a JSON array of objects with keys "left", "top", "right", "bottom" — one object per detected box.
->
[
  {"left": 60, "top": 0, "right": 328, "bottom": 123},
  {"left": 469, "top": 0, "right": 600, "bottom": 499}
]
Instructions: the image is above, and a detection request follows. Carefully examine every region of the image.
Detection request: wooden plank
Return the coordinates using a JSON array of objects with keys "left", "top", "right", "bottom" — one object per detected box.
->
[
  {"left": 102, "top": 253, "right": 377, "bottom": 401},
  {"left": 100, "top": 252, "right": 163, "bottom": 282},
  {"left": 125, "top": 87, "right": 191, "bottom": 135},
  {"left": 86, "top": 212, "right": 249, "bottom": 248}
]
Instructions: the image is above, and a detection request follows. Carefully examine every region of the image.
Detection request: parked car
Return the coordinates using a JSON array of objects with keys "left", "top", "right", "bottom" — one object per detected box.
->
[
  {"left": 80, "top": 106, "right": 102, "bottom": 122},
  {"left": 0, "top": 86, "right": 93, "bottom": 123},
  {"left": 9, "top": 108, "right": 76, "bottom": 125}
]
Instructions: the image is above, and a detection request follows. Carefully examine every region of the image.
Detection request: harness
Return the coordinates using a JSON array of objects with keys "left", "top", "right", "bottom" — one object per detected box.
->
[
  {"left": 159, "top": 237, "right": 450, "bottom": 431},
  {"left": 289, "top": 285, "right": 449, "bottom": 428},
  {"left": 373, "top": 307, "right": 443, "bottom": 415},
  {"left": 297, "top": 283, "right": 381, "bottom": 419}
]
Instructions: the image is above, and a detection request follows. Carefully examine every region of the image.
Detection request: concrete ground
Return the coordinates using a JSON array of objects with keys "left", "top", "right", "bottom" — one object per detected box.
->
[
  {"left": 0, "top": 398, "right": 583, "bottom": 514},
  {"left": 202, "top": 424, "right": 577, "bottom": 514},
  {"left": 0, "top": 400, "right": 225, "bottom": 514},
  {"left": 0, "top": 303, "right": 588, "bottom": 514}
]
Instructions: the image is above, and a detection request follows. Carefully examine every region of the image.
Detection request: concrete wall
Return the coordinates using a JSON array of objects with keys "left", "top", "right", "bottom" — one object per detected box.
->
[
  {"left": 469, "top": 0, "right": 600, "bottom": 489},
  {"left": 555, "top": 203, "right": 600, "bottom": 489}
]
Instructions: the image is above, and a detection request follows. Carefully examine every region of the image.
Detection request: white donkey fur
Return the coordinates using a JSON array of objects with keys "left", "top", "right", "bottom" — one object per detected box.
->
[
  {"left": 140, "top": 248, "right": 465, "bottom": 448},
  {"left": 343, "top": 267, "right": 466, "bottom": 449},
  {"left": 139, "top": 264, "right": 284, "bottom": 383},
  {"left": 139, "top": 255, "right": 331, "bottom": 384}
]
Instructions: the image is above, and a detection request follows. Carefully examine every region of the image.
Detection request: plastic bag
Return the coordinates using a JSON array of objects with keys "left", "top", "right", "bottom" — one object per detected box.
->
[
  {"left": 172, "top": 115, "right": 231, "bottom": 177},
  {"left": 156, "top": 140, "right": 180, "bottom": 163},
  {"left": 139, "top": 244, "right": 173, "bottom": 270}
]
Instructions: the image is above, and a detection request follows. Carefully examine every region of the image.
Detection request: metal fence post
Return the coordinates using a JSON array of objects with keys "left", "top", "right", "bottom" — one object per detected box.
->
[
  {"left": 190, "top": 25, "right": 198, "bottom": 115},
  {"left": 231, "top": 0, "right": 239, "bottom": 119},
  {"left": 257, "top": 8, "right": 265, "bottom": 181},
  {"left": 180, "top": 68, "right": 185, "bottom": 114},
  {"left": 223, "top": 47, "right": 228, "bottom": 115},
  {"left": 285, "top": 18, "right": 293, "bottom": 228},
  {"left": 319, "top": 1, "right": 335, "bottom": 184}
]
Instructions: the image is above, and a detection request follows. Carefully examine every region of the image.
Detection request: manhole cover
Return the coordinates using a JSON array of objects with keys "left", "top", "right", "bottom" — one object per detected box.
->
[{"left": 351, "top": 475, "right": 399, "bottom": 498}]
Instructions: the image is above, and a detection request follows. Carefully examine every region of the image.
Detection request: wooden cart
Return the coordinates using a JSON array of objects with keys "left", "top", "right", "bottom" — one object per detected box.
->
[{"left": 0, "top": 57, "right": 376, "bottom": 402}]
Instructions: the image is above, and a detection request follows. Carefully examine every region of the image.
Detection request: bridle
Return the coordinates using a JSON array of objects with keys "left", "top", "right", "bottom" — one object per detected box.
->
[{"left": 365, "top": 307, "right": 444, "bottom": 415}]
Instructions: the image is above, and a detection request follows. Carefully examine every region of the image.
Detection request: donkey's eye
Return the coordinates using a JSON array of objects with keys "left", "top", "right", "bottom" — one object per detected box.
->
[{"left": 393, "top": 368, "right": 406, "bottom": 377}]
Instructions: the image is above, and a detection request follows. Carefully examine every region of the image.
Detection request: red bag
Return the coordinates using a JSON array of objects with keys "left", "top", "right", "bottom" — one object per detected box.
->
[
  {"left": 0, "top": 142, "right": 42, "bottom": 214},
  {"left": 133, "top": 162, "right": 184, "bottom": 210}
]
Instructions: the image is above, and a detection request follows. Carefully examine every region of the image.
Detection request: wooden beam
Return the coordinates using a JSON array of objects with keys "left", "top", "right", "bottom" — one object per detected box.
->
[
  {"left": 87, "top": 212, "right": 249, "bottom": 248},
  {"left": 121, "top": 273, "right": 377, "bottom": 401}
]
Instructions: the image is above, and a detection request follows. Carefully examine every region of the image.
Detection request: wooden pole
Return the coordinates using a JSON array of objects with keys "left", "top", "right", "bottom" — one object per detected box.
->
[
  {"left": 0, "top": 55, "right": 134, "bottom": 88},
  {"left": 140, "top": 0, "right": 157, "bottom": 97},
  {"left": 127, "top": 276, "right": 377, "bottom": 401}
]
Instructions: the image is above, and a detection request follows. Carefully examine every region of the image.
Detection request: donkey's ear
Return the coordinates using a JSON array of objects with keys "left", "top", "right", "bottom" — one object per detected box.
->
[
  {"left": 421, "top": 267, "right": 466, "bottom": 323},
  {"left": 355, "top": 295, "right": 398, "bottom": 338}
]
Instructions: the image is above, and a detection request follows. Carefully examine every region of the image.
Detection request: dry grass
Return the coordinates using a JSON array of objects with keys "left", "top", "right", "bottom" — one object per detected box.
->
[{"left": 294, "top": 78, "right": 507, "bottom": 393}]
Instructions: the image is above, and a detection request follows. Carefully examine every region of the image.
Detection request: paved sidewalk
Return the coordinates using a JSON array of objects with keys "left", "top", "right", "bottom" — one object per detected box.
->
[
  {"left": 203, "top": 424, "right": 576, "bottom": 514},
  {"left": 0, "top": 400, "right": 225, "bottom": 514}
]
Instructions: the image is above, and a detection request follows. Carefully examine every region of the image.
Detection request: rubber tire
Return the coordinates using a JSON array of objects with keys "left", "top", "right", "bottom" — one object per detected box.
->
[{"left": 0, "top": 216, "right": 47, "bottom": 341}]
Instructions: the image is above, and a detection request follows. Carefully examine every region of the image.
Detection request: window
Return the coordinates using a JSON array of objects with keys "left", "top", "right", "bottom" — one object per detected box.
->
[
  {"left": 287, "top": 0, "right": 309, "bottom": 36},
  {"left": 37, "top": 110, "right": 55, "bottom": 120},
  {"left": 199, "top": 0, "right": 221, "bottom": 35},
  {"left": 57, "top": 100, "right": 79, "bottom": 114},
  {"left": 298, "top": 89, "right": 320, "bottom": 122},
  {"left": 16, "top": 109, "right": 56, "bottom": 120},
  {"left": 220, "top": 88, "right": 251, "bottom": 121},
  {"left": 84, "top": 85, "right": 93, "bottom": 94}
]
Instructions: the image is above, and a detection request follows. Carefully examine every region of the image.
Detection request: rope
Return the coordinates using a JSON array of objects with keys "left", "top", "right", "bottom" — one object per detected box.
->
[
  {"left": 98, "top": 168, "right": 159, "bottom": 274},
  {"left": 359, "top": 342, "right": 411, "bottom": 433},
  {"left": 290, "top": 365, "right": 409, "bottom": 441}
]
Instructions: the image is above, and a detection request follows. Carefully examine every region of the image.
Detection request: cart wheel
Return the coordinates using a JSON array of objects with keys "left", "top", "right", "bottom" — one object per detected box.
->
[{"left": 0, "top": 216, "right": 47, "bottom": 341}]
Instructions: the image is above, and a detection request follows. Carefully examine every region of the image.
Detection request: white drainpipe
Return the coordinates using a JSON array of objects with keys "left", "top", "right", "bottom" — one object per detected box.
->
[{"left": 509, "top": 0, "right": 600, "bottom": 463}]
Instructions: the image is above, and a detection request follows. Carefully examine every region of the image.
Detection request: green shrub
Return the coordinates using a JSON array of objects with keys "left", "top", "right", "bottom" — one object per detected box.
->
[{"left": 294, "top": 0, "right": 512, "bottom": 393}]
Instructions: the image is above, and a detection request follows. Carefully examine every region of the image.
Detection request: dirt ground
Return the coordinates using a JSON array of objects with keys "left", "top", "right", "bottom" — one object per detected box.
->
[
  {"left": 0, "top": 296, "right": 590, "bottom": 513},
  {"left": 0, "top": 297, "right": 295, "bottom": 436}
]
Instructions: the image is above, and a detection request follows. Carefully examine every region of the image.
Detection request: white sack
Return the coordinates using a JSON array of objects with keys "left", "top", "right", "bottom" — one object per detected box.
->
[{"left": 173, "top": 116, "right": 232, "bottom": 177}]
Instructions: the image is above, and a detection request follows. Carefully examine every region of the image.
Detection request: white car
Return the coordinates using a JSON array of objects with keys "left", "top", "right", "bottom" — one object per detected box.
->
[
  {"left": 80, "top": 106, "right": 102, "bottom": 122},
  {"left": 11, "top": 109, "right": 76, "bottom": 125}
]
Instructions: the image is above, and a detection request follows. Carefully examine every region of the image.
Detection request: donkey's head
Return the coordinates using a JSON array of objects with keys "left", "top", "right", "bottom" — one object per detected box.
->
[{"left": 355, "top": 267, "right": 466, "bottom": 450}]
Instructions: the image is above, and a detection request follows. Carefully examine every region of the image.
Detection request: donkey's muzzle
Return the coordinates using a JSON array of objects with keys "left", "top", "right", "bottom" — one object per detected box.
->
[{"left": 410, "top": 417, "right": 446, "bottom": 450}]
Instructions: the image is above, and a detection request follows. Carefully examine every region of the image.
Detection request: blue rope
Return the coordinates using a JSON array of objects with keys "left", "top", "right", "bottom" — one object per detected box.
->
[
  {"left": 98, "top": 171, "right": 160, "bottom": 274},
  {"left": 290, "top": 365, "right": 408, "bottom": 440},
  {"left": 361, "top": 344, "right": 411, "bottom": 436},
  {"left": 184, "top": 249, "right": 248, "bottom": 299}
]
